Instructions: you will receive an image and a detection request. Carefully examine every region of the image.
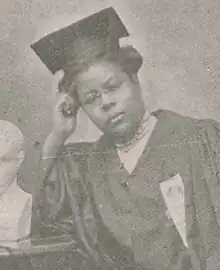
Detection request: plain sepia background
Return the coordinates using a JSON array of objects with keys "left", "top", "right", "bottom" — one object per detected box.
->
[{"left": 1, "top": 0, "right": 220, "bottom": 192}]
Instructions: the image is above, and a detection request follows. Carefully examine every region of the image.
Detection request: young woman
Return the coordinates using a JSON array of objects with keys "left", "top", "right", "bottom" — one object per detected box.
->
[{"left": 31, "top": 7, "right": 220, "bottom": 270}]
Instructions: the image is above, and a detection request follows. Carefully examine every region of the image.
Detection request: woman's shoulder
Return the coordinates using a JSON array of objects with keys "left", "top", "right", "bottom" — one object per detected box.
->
[
  {"left": 152, "top": 109, "right": 196, "bottom": 125},
  {"left": 152, "top": 109, "right": 220, "bottom": 146},
  {"left": 153, "top": 109, "right": 220, "bottom": 132}
]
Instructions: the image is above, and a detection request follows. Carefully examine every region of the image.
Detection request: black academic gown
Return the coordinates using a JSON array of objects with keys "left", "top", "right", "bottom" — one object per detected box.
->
[{"left": 33, "top": 110, "right": 220, "bottom": 270}]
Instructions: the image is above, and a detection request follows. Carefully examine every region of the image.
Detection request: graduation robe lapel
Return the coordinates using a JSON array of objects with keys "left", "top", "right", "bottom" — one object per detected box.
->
[{"left": 160, "top": 173, "right": 187, "bottom": 248}]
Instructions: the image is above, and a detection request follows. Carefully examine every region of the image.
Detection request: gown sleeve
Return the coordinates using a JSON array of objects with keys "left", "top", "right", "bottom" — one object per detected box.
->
[
  {"left": 31, "top": 142, "right": 93, "bottom": 235},
  {"left": 29, "top": 142, "right": 99, "bottom": 269},
  {"left": 195, "top": 118, "right": 220, "bottom": 269}
]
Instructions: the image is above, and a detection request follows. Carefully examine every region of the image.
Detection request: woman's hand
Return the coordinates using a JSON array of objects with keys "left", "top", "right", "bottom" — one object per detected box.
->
[
  {"left": 41, "top": 93, "right": 80, "bottom": 162},
  {"left": 52, "top": 93, "right": 80, "bottom": 142}
]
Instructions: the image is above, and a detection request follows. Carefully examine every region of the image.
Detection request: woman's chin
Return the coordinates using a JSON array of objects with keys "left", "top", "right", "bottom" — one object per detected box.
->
[
  {"left": 109, "top": 121, "right": 131, "bottom": 134},
  {"left": 107, "top": 123, "right": 138, "bottom": 143}
]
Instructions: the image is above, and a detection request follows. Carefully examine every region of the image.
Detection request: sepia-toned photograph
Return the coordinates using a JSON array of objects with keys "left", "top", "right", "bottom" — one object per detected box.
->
[{"left": 1, "top": 0, "right": 220, "bottom": 269}]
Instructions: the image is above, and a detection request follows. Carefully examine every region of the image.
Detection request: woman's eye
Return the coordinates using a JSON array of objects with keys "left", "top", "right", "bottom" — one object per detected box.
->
[
  {"left": 108, "top": 82, "right": 122, "bottom": 91},
  {"left": 84, "top": 92, "right": 100, "bottom": 104}
]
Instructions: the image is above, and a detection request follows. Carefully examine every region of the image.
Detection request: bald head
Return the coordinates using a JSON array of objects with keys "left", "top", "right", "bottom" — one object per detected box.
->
[{"left": 0, "top": 121, "right": 24, "bottom": 159}]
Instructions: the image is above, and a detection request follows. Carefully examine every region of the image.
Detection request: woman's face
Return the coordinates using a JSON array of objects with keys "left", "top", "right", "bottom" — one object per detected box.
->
[{"left": 75, "top": 60, "right": 145, "bottom": 139}]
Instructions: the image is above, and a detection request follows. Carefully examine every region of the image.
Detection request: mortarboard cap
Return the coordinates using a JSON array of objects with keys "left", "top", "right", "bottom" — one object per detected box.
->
[{"left": 31, "top": 7, "right": 129, "bottom": 74}]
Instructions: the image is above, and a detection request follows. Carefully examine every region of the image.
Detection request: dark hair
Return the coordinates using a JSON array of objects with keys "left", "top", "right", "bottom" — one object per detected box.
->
[{"left": 58, "top": 45, "right": 143, "bottom": 96}]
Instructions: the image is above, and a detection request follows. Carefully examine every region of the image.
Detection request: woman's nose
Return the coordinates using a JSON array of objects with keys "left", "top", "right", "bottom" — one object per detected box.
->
[{"left": 101, "top": 93, "right": 116, "bottom": 112}]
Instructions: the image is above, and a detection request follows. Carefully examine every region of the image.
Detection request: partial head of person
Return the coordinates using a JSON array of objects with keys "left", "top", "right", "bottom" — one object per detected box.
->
[
  {"left": 0, "top": 121, "right": 24, "bottom": 193},
  {"left": 31, "top": 7, "right": 146, "bottom": 143}
]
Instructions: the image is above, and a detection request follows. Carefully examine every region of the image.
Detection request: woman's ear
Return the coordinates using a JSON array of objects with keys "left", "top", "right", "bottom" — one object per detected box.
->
[{"left": 130, "top": 73, "right": 139, "bottom": 84}]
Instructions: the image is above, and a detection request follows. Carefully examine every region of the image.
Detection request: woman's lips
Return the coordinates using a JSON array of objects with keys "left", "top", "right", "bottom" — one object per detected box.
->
[{"left": 109, "top": 112, "right": 125, "bottom": 124}]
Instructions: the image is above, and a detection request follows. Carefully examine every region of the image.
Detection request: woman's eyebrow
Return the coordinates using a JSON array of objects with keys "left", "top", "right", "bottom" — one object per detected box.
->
[
  {"left": 102, "top": 77, "right": 117, "bottom": 88},
  {"left": 83, "top": 89, "right": 98, "bottom": 96}
]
